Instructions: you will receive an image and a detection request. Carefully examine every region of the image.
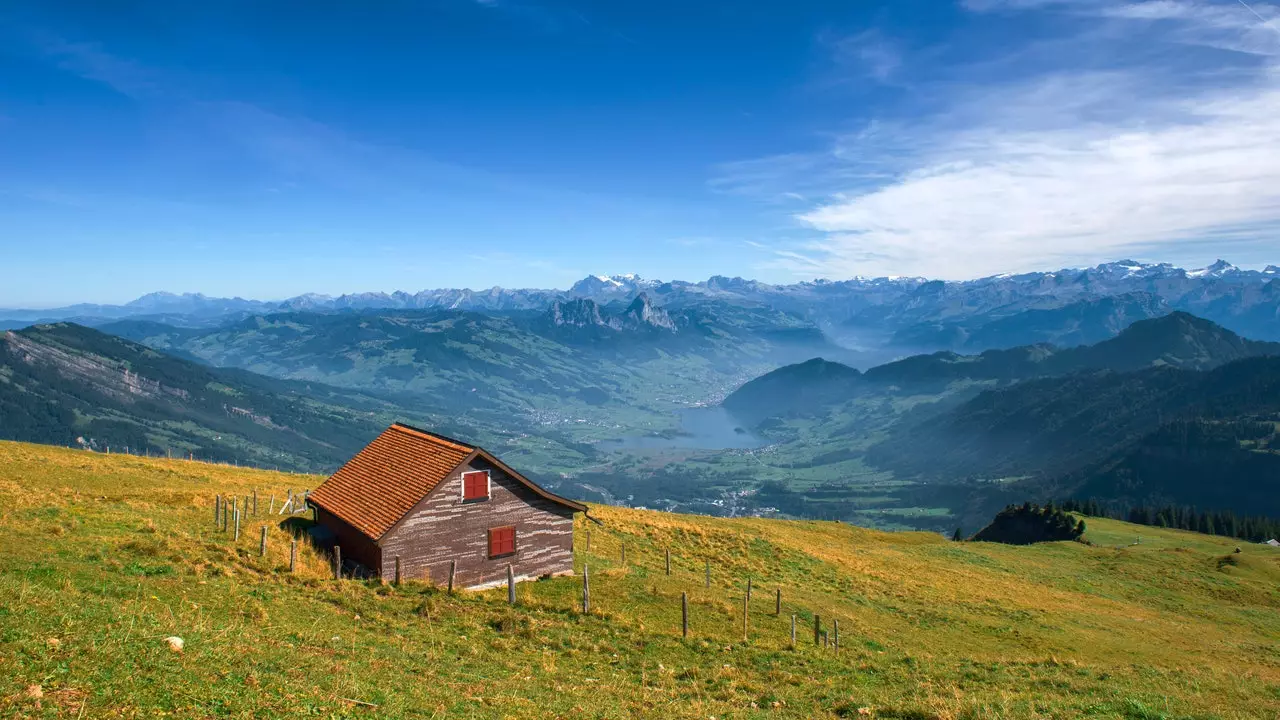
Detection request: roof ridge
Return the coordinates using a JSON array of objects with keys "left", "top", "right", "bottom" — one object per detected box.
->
[{"left": 389, "top": 422, "right": 475, "bottom": 452}]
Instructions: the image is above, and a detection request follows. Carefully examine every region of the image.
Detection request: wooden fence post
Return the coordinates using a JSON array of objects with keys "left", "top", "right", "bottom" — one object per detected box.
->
[
  {"left": 214, "top": 495, "right": 221, "bottom": 527},
  {"left": 822, "top": 631, "right": 829, "bottom": 648},
  {"left": 253, "top": 490, "right": 258, "bottom": 516},
  {"left": 448, "top": 560, "right": 457, "bottom": 594},
  {"left": 334, "top": 546, "right": 342, "bottom": 580},
  {"left": 705, "top": 559, "right": 710, "bottom": 588},
  {"left": 775, "top": 588, "right": 781, "bottom": 616},
  {"left": 665, "top": 549, "right": 671, "bottom": 576},
  {"left": 681, "top": 592, "right": 688, "bottom": 638},
  {"left": 233, "top": 508, "right": 241, "bottom": 542},
  {"left": 269, "top": 496, "right": 275, "bottom": 514},
  {"left": 742, "top": 592, "right": 749, "bottom": 641},
  {"left": 814, "top": 615, "right": 821, "bottom": 646},
  {"left": 394, "top": 556, "right": 402, "bottom": 586},
  {"left": 790, "top": 614, "right": 796, "bottom": 649},
  {"left": 222, "top": 500, "right": 230, "bottom": 533},
  {"left": 507, "top": 564, "right": 516, "bottom": 605},
  {"left": 746, "top": 577, "right": 752, "bottom": 603},
  {"left": 582, "top": 565, "right": 590, "bottom": 613},
  {"left": 585, "top": 531, "right": 591, "bottom": 554},
  {"left": 259, "top": 526, "right": 267, "bottom": 556},
  {"left": 290, "top": 539, "right": 297, "bottom": 573},
  {"left": 833, "top": 619, "right": 840, "bottom": 651}
]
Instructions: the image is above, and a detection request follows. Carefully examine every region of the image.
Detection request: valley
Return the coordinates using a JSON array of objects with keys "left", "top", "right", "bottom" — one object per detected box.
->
[{"left": 4, "top": 261, "right": 1280, "bottom": 536}]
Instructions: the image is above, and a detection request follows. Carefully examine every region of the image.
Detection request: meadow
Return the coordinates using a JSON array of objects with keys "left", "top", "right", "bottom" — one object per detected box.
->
[{"left": 2, "top": 441, "right": 1279, "bottom": 718}]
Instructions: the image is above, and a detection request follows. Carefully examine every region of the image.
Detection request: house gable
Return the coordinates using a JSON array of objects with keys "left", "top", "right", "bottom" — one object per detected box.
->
[{"left": 377, "top": 454, "right": 576, "bottom": 586}]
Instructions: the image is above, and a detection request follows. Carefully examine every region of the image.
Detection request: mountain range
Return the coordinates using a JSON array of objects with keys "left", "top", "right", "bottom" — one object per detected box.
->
[{"left": 6, "top": 260, "right": 1280, "bottom": 349}]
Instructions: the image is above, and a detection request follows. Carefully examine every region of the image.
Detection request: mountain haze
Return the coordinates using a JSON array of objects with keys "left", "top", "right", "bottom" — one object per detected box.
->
[
  {"left": 867, "top": 356, "right": 1280, "bottom": 514},
  {"left": 726, "top": 312, "right": 1280, "bottom": 422},
  {"left": 8, "top": 260, "right": 1280, "bottom": 346}
]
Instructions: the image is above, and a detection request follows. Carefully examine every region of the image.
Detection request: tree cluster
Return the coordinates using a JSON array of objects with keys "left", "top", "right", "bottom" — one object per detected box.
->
[
  {"left": 971, "top": 502, "right": 1086, "bottom": 545},
  {"left": 1060, "top": 499, "right": 1280, "bottom": 543}
]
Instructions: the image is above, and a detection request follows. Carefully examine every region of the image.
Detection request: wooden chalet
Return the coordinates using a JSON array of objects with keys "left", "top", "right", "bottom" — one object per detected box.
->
[{"left": 308, "top": 422, "right": 586, "bottom": 588}]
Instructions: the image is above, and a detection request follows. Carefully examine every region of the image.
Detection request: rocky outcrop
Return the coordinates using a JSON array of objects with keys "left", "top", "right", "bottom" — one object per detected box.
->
[{"left": 3, "top": 331, "right": 189, "bottom": 403}]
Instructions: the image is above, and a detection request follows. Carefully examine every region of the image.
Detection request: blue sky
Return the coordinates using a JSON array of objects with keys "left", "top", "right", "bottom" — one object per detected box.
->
[{"left": 2, "top": 0, "right": 1279, "bottom": 306}]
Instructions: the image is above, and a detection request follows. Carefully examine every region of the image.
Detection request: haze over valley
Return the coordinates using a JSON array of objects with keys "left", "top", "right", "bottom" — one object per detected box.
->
[{"left": 5, "top": 259, "right": 1279, "bottom": 535}]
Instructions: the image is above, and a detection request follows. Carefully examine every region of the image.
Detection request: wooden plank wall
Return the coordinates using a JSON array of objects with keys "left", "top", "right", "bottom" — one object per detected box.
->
[
  {"left": 314, "top": 507, "right": 382, "bottom": 572},
  {"left": 378, "top": 456, "right": 575, "bottom": 588}
]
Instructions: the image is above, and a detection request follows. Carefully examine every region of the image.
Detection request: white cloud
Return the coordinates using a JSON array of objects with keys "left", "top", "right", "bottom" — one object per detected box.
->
[
  {"left": 1101, "top": 0, "right": 1280, "bottom": 55},
  {"left": 739, "top": 0, "right": 1280, "bottom": 279}
]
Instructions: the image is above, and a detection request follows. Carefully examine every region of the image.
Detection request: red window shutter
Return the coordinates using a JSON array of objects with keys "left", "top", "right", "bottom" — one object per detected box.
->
[
  {"left": 462, "top": 470, "right": 489, "bottom": 501},
  {"left": 488, "top": 526, "right": 516, "bottom": 558}
]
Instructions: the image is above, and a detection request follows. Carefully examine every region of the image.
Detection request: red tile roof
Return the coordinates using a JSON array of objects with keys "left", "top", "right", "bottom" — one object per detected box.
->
[
  {"left": 309, "top": 423, "right": 475, "bottom": 540},
  {"left": 310, "top": 423, "right": 587, "bottom": 541}
]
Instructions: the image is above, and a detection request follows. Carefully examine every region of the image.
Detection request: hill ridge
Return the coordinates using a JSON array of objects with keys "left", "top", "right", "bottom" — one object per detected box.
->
[
  {"left": 0, "top": 322, "right": 399, "bottom": 470},
  {"left": 726, "top": 311, "right": 1280, "bottom": 421}
]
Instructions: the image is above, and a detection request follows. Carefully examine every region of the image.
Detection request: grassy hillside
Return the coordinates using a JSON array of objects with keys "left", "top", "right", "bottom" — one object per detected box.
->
[{"left": 2, "top": 441, "right": 1279, "bottom": 719}]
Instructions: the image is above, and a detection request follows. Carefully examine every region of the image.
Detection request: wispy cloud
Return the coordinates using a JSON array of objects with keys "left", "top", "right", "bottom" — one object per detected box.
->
[
  {"left": 38, "top": 37, "right": 159, "bottom": 98},
  {"left": 725, "top": 0, "right": 1280, "bottom": 279},
  {"left": 824, "top": 29, "right": 903, "bottom": 84},
  {"left": 21, "top": 36, "right": 668, "bottom": 221}
]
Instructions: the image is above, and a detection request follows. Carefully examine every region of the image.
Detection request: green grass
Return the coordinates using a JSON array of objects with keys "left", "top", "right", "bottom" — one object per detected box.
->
[{"left": 2, "top": 440, "right": 1279, "bottom": 718}]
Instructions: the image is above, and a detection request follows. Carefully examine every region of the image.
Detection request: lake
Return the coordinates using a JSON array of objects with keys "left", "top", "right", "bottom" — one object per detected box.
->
[{"left": 602, "top": 407, "right": 764, "bottom": 450}]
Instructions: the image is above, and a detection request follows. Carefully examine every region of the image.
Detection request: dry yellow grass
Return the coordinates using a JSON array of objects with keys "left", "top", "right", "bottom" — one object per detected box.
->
[{"left": 2, "top": 440, "right": 1279, "bottom": 719}]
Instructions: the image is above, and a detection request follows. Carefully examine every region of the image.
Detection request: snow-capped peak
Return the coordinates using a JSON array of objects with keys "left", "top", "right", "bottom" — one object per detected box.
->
[
  {"left": 1187, "top": 259, "right": 1237, "bottom": 278},
  {"left": 1090, "top": 259, "right": 1159, "bottom": 277},
  {"left": 568, "top": 273, "right": 658, "bottom": 297}
]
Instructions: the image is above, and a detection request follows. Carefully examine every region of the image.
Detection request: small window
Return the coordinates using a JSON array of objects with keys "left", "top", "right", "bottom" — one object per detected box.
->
[
  {"left": 488, "top": 526, "right": 516, "bottom": 558},
  {"left": 462, "top": 470, "right": 489, "bottom": 502}
]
